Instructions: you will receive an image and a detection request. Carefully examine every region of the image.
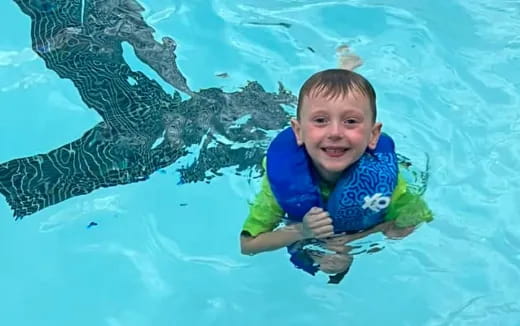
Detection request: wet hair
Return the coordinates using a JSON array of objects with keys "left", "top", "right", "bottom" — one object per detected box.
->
[{"left": 296, "top": 69, "right": 377, "bottom": 122}]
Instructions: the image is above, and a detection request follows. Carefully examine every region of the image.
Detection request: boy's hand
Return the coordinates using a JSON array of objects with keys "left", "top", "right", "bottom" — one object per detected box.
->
[
  {"left": 381, "top": 222, "right": 415, "bottom": 239},
  {"left": 301, "top": 207, "right": 334, "bottom": 239},
  {"left": 322, "top": 234, "right": 353, "bottom": 254}
]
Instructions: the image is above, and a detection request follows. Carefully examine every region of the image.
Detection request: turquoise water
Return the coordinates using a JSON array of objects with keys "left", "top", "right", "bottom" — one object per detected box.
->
[{"left": 1, "top": 0, "right": 519, "bottom": 325}]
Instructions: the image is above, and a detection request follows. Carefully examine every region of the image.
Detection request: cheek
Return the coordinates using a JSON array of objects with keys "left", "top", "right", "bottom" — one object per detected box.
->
[
  {"left": 349, "top": 132, "right": 373, "bottom": 153},
  {"left": 302, "top": 126, "right": 322, "bottom": 143},
  {"left": 347, "top": 129, "right": 369, "bottom": 145}
]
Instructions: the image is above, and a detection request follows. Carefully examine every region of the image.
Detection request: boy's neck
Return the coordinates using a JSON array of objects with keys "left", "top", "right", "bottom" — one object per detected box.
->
[{"left": 316, "top": 170, "right": 341, "bottom": 187}]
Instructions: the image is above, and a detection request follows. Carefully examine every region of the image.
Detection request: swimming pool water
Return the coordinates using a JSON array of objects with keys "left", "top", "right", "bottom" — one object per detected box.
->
[{"left": 1, "top": 0, "right": 519, "bottom": 325}]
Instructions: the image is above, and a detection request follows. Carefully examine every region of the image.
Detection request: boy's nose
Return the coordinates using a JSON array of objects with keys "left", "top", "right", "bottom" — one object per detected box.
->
[{"left": 327, "top": 121, "right": 342, "bottom": 139}]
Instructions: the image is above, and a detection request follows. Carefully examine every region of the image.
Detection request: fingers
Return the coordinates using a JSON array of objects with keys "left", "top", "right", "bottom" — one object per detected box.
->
[
  {"left": 301, "top": 207, "right": 336, "bottom": 239},
  {"left": 323, "top": 238, "right": 349, "bottom": 254},
  {"left": 304, "top": 208, "right": 331, "bottom": 225},
  {"left": 305, "top": 206, "right": 324, "bottom": 217},
  {"left": 305, "top": 207, "right": 321, "bottom": 213},
  {"left": 383, "top": 226, "right": 414, "bottom": 239},
  {"left": 307, "top": 214, "right": 332, "bottom": 228},
  {"left": 324, "top": 239, "right": 343, "bottom": 246},
  {"left": 305, "top": 216, "right": 333, "bottom": 238},
  {"left": 321, "top": 233, "right": 354, "bottom": 254},
  {"left": 324, "top": 244, "right": 347, "bottom": 254},
  {"left": 314, "top": 226, "right": 334, "bottom": 239},
  {"left": 325, "top": 234, "right": 350, "bottom": 244}
]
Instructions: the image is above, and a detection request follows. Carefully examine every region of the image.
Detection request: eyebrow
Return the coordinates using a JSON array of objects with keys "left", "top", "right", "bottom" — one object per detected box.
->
[{"left": 307, "top": 108, "right": 364, "bottom": 116}]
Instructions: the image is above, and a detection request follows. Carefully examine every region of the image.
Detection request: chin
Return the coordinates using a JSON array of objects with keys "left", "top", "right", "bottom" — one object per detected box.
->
[{"left": 322, "top": 162, "right": 351, "bottom": 173}]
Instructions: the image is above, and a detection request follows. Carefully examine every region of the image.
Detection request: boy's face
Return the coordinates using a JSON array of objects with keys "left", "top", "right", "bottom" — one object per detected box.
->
[{"left": 291, "top": 90, "right": 381, "bottom": 184}]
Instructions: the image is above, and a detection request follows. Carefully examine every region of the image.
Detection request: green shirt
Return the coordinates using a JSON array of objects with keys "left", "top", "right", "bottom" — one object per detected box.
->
[{"left": 242, "top": 161, "right": 433, "bottom": 237}]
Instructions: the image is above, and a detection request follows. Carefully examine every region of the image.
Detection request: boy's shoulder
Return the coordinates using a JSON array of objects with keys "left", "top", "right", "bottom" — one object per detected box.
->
[{"left": 385, "top": 162, "right": 433, "bottom": 227}]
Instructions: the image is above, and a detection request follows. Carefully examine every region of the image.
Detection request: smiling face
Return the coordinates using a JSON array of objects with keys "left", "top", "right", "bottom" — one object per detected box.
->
[{"left": 291, "top": 89, "right": 382, "bottom": 184}]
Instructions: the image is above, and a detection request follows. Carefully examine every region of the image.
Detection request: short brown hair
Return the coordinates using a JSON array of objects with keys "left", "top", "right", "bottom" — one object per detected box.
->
[{"left": 296, "top": 69, "right": 377, "bottom": 122}]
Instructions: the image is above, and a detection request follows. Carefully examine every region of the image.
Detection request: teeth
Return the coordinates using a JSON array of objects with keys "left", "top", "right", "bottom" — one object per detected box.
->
[{"left": 325, "top": 148, "right": 345, "bottom": 153}]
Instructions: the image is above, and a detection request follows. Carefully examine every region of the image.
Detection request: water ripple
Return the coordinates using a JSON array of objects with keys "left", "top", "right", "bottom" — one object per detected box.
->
[
  {"left": 1, "top": 0, "right": 519, "bottom": 325},
  {"left": 145, "top": 214, "right": 248, "bottom": 272}
]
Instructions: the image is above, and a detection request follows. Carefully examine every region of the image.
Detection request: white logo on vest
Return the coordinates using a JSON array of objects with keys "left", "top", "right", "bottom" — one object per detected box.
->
[{"left": 362, "top": 193, "right": 390, "bottom": 212}]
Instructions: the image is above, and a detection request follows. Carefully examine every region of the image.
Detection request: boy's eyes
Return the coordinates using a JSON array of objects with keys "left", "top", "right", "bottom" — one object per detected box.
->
[{"left": 311, "top": 117, "right": 361, "bottom": 125}]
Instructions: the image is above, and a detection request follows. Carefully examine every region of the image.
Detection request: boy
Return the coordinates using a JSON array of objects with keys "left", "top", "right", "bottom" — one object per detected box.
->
[{"left": 240, "top": 63, "right": 432, "bottom": 279}]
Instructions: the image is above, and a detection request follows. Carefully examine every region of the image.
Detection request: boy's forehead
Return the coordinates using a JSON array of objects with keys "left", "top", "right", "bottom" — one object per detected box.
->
[{"left": 300, "top": 89, "right": 372, "bottom": 114}]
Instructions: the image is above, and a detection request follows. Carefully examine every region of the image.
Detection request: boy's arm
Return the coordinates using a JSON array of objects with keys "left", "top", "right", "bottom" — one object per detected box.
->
[
  {"left": 240, "top": 172, "right": 334, "bottom": 255},
  {"left": 240, "top": 170, "right": 292, "bottom": 255},
  {"left": 240, "top": 225, "right": 305, "bottom": 255},
  {"left": 241, "top": 207, "right": 334, "bottom": 255},
  {"left": 322, "top": 221, "right": 394, "bottom": 254}
]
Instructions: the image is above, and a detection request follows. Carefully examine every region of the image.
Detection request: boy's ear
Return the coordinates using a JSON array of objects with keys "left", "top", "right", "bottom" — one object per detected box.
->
[
  {"left": 290, "top": 118, "right": 304, "bottom": 145},
  {"left": 367, "top": 122, "right": 382, "bottom": 150}
]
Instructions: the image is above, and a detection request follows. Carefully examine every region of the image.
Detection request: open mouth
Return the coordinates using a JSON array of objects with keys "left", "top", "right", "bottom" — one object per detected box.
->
[{"left": 322, "top": 147, "right": 348, "bottom": 158}]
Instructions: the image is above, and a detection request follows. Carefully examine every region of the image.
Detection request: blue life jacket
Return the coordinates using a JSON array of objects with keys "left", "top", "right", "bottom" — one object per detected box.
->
[{"left": 266, "top": 127, "right": 398, "bottom": 233}]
